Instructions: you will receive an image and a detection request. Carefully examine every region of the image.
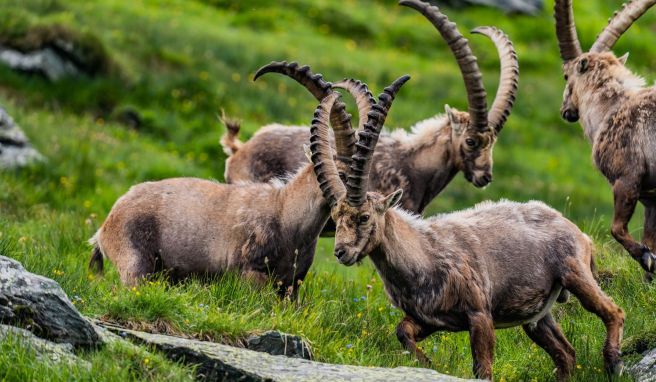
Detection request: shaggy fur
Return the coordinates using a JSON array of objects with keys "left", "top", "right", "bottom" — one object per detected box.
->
[
  {"left": 555, "top": 0, "right": 656, "bottom": 275},
  {"left": 561, "top": 52, "right": 656, "bottom": 274},
  {"left": 90, "top": 164, "right": 328, "bottom": 296},
  {"left": 222, "top": 110, "right": 491, "bottom": 214},
  {"left": 330, "top": 194, "right": 624, "bottom": 380}
]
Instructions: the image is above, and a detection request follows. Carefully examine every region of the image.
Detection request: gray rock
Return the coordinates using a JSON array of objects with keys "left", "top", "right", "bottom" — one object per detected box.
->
[
  {"left": 0, "top": 324, "right": 90, "bottom": 368},
  {"left": 0, "top": 106, "right": 43, "bottom": 169},
  {"left": 118, "top": 328, "right": 474, "bottom": 382},
  {"left": 0, "top": 46, "right": 80, "bottom": 81},
  {"left": 439, "top": 0, "right": 542, "bottom": 14},
  {"left": 630, "top": 348, "right": 656, "bottom": 382},
  {"left": 0, "top": 255, "right": 101, "bottom": 348},
  {"left": 246, "top": 331, "right": 312, "bottom": 360}
]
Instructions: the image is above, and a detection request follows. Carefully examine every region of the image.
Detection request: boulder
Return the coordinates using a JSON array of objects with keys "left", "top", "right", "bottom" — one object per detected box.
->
[
  {"left": 0, "top": 106, "right": 43, "bottom": 169},
  {"left": 0, "top": 324, "right": 89, "bottom": 368},
  {"left": 117, "top": 327, "right": 474, "bottom": 382},
  {"left": 439, "top": 0, "right": 542, "bottom": 14},
  {"left": 0, "top": 255, "right": 101, "bottom": 348},
  {"left": 246, "top": 330, "right": 312, "bottom": 360},
  {"left": 629, "top": 347, "right": 656, "bottom": 382},
  {"left": 0, "top": 24, "right": 113, "bottom": 81},
  {"left": 0, "top": 46, "right": 81, "bottom": 81}
]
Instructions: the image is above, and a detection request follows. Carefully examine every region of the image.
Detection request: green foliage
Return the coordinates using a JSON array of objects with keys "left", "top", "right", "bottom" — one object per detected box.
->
[
  {"left": 0, "top": 329, "right": 195, "bottom": 381},
  {"left": 2, "top": 0, "right": 656, "bottom": 380}
]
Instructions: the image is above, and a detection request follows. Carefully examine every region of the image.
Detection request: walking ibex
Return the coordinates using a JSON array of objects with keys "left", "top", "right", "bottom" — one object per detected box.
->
[
  {"left": 308, "top": 10, "right": 625, "bottom": 379},
  {"left": 221, "top": 3, "right": 519, "bottom": 217},
  {"left": 555, "top": 0, "right": 656, "bottom": 275},
  {"left": 86, "top": 76, "right": 410, "bottom": 296}
]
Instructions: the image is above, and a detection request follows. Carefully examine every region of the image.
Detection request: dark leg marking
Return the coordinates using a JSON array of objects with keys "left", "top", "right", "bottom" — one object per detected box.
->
[{"left": 523, "top": 313, "right": 575, "bottom": 381}]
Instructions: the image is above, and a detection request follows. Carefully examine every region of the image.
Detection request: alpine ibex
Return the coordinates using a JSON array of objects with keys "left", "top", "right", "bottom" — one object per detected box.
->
[
  {"left": 308, "top": 20, "right": 625, "bottom": 381},
  {"left": 555, "top": 0, "right": 656, "bottom": 275},
  {"left": 86, "top": 77, "right": 410, "bottom": 295},
  {"left": 221, "top": 3, "right": 519, "bottom": 217}
]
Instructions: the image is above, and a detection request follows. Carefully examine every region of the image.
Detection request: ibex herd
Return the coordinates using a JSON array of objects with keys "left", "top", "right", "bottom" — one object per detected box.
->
[{"left": 89, "top": 0, "right": 656, "bottom": 379}]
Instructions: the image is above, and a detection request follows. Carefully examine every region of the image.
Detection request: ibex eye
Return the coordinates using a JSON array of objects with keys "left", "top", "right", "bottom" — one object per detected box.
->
[
  {"left": 465, "top": 138, "right": 477, "bottom": 148},
  {"left": 564, "top": 75, "right": 569, "bottom": 81},
  {"left": 359, "top": 214, "right": 370, "bottom": 223}
]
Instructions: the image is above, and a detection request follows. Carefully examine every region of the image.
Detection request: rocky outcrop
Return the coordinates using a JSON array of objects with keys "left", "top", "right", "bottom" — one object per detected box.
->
[
  {"left": 0, "top": 324, "right": 90, "bottom": 368},
  {"left": 0, "top": 24, "right": 112, "bottom": 81},
  {"left": 630, "top": 348, "right": 656, "bottom": 382},
  {"left": 0, "top": 46, "right": 81, "bottom": 81},
  {"left": 117, "top": 328, "right": 473, "bottom": 382},
  {"left": 246, "top": 330, "right": 312, "bottom": 360},
  {"left": 441, "top": 0, "right": 542, "bottom": 14},
  {"left": 0, "top": 255, "right": 101, "bottom": 348},
  {"left": 0, "top": 106, "right": 43, "bottom": 169}
]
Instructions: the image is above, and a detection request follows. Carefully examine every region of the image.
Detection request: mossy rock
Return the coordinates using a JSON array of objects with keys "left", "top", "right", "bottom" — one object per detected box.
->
[{"left": 0, "top": 13, "right": 114, "bottom": 77}]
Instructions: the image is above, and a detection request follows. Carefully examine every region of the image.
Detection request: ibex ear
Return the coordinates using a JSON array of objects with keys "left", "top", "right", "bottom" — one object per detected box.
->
[
  {"left": 578, "top": 58, "right": 589, "bottom": 74},
  {"left": 378, "top": 189, "right": 403, "bottom": 213},
  {"left": 445, "top": 105, "right": 463, "bottom": 135},
  {"left": 302, "top": 144, "right": 313, "bottom": 163},
  {"left": 618, "top": 52, "right": 629, "bottom": 65}
]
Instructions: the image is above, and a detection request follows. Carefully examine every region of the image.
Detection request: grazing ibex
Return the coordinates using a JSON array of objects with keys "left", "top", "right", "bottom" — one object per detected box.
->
[
  {"left": 555, "top": 0, "right": 656, "bottom": 275},
  {"left": 221, "top": 2, "right": 519, "bottom": 217},
  {"left": 309, "top": 31, "right": 625, "bottom": 382},
  {"left": 86, "top": 76, "right": 407, "bottom": 295}
]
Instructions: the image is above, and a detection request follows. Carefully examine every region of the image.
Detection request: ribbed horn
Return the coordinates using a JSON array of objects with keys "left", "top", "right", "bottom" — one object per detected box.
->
[
  {"left": 554, "top": 0, "right": 583, "bottom": 62},
  {"left": 254, "top": 61, "right": 331, "bottom": 100},
  {"left": 254, "top": 61, "right": 356, "bottom": 161},
  {"left": 400, "top": 0, "right": 488, "bottom": 132},
  {"left": 332, "top": 78, "right": 376, "bottom": 131},
  {"left": 346, "top": 75, "right": 410, "bottom": 207},
  {"left": 590, "top": 0, "right": 656, "bottom": 53},
  {"left": 472, "top": 26, "right": 519, "bottom": 134},
  {"left": 309, "top": 93, "right": 347, "bottom": 207}
]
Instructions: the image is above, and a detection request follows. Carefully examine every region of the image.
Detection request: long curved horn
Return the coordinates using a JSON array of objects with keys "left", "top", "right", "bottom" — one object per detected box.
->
[
  {"left": 346, "top": 75, "right": 410, "bottom": 206},
  {"left": 309, "top": 93, "right": 347, "bottom": 207},
  {"left": 254, "top": 61, "right": 331, "bottom": 100},
  {"left": 332, "top": 78, "right": 376, "bottom": 131},
  {"left": 254, "top": 61, "right": 356, "bottom": 160},
  {"left": 554, "top": 0, "right": 583, "bottom": 62},
  {"left": 472, "top": 27, "right": 519, "bottom": 134},
  {"left": 590, "top": 0, "right": 656, "bottom": 53},
  {"left": 400, "top": 0, "right": 488, "bottom": 133}
]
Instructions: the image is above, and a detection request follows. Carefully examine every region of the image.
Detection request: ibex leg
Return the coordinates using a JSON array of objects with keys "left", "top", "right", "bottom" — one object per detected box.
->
[
  {"left": 612, "top": 179, "right": 655, "bottom": 272},
  {"left": 395, "top": 316, "right": 434, "bottom": 366},
  {"left": 523, "top": 313, "right": 575, "bottom": 381}
]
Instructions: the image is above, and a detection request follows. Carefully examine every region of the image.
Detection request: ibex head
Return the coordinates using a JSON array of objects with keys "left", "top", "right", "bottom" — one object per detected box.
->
[
  {"left": 401, "top": 0, "right": 519, "bottom": 188},
  {"left": 309, "top": 76, "right": 410, "bottom": 265},
  {"left": 555, "top": 0, "right": 654, "bottom": 123}
]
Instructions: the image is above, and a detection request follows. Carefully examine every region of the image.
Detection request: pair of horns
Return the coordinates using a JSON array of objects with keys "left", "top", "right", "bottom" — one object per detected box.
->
[
  {"left": 310, "top": 76, "right": 410, "bottom": 207},
  {"left": 400, "top": 0, "right": 519, "bottom": 134},
  {"left": 555, "top": 0, "right": 656, "bottom": 62}
]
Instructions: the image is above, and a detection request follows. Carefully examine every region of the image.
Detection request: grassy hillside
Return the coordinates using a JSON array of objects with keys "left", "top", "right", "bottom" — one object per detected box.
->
[{"left": 2, "top": 0, "right": 656, "bottom": 380}]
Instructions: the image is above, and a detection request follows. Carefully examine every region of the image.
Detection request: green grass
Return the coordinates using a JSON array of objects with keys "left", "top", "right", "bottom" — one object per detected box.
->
[
  {"left": 2, "top": 0, "right": 656, "bottom": 380},
  {"left": 0, "top": 327, "right": 195, "bottom": 381}
]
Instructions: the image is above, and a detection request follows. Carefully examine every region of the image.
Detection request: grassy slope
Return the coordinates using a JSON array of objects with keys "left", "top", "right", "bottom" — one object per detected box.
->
[{"left": 1, "top": 0, "right": 656, "bottom": 380}]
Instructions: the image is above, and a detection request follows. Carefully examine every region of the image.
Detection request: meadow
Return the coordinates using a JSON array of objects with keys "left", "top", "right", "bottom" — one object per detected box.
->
[{"left": 2, "top": 0, "right": 656, "bottom": 380}]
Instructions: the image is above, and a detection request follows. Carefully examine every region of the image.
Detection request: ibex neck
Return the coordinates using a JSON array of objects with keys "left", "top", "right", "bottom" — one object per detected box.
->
[
  {"left": 278, "top": 165, "right": 330, "bottom": 238},
  {"left": 580, "top": 79, "right": 630, "bottom": 143},
  {"left": 399, "top": 116, "right": 458, "bottom": 211},
  {"left": 369, "top": 209, "right": 432, "bottom": 289}
]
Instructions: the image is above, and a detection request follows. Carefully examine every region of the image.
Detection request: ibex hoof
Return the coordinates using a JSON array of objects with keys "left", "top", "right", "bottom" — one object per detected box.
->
[
  {"left": 640, "top": 248, "right": 656, "bottom": 273},
  {"left": 645, "top": 271, "right": 654, "bottom": 283}
]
